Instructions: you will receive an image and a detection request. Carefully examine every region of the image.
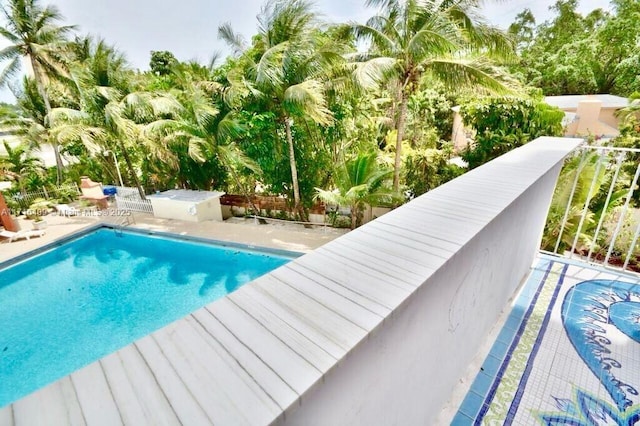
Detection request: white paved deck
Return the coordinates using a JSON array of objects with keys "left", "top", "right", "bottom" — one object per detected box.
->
[
  {"left": 0, "top": 138, "right": 582, "bottom": 425},
  {"left": 0, "top": 214, "right": 347, "bottom": 264}
]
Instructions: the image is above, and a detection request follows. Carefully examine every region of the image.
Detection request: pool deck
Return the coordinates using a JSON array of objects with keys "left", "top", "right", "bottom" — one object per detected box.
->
[
  {"left": 450, "top": 255, "right": 640, "bottom": 425},
  {"left": 0, "top": 212, "right": 348, "bottom": 264}
]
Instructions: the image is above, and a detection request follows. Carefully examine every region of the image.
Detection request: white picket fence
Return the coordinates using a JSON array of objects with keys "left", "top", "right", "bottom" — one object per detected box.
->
[
  {"left": 10, "top": 183, "right": 80, "bottom": 205},
  {"left": 114, "top": 194, "right": 154, "bottom": 214}
]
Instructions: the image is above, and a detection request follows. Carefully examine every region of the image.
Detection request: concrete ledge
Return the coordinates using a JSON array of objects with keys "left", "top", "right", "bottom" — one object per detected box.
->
[{"left": 272, "top": 137, "right": 582, "bottom": 425}]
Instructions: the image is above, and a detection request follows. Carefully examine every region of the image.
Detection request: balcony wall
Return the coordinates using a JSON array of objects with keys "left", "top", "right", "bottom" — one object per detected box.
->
[{"left": 275, "top": 137, "right": 581, "bottom": 425}]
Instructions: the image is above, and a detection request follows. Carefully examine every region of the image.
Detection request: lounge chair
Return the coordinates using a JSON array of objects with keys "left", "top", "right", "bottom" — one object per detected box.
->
[
  {"left": 0, "top": 229, "right": 45, "bottom": 242},
  {"left": 79, "top": 177, "right": 109, "bottom": 209},
  {"left": 55, "top": 204, "right": 80, "bottom": 217}
]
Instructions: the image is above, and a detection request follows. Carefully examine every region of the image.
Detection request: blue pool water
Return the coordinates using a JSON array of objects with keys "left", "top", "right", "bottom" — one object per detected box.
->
[{"left": 0, "top": 228, "right": 293, "bottom": 407}]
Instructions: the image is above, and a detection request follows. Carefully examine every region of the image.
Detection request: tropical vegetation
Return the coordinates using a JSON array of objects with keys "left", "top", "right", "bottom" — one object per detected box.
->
[{"left": 0, "top": 0, "right": 637, "bottom": 239}]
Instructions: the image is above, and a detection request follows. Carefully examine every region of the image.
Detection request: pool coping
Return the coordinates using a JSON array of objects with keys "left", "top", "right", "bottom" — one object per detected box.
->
[{"left": 0, "top": 224, "right": 302, "bottom": 271}]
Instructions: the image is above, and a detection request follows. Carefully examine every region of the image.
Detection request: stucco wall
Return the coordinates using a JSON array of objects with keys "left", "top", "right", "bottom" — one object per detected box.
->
[
  {"left": 275, "top": 138, "right": 579, "bottom": 425},
  {"left": 149, "top": 198, "right": 223, "bottom": 222},
  {"left": 599, "top": 108, "right": 621, "bottom": 130}
]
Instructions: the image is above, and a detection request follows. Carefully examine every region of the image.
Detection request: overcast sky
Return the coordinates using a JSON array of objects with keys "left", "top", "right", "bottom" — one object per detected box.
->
[{"left": 0, "top": 0, "right": 611, "bottom": 103}]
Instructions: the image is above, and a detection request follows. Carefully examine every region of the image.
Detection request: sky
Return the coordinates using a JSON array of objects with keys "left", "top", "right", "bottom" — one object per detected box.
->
[{"left": 0, "top": 0, "right": 611, "bottom": 103}]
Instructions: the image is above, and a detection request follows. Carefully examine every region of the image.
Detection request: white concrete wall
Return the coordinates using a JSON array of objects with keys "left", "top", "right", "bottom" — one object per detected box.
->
[
  {"left": 275, "top": 137, "right": 581, "bottom": 426},
  {"left": 149, "top": 198, "right": 223, "bottom": 222},
  {"left": 0, "top": 138, "right": 581, "bottom": 425},
  {"left": 197, "top": 198, "right": 223, "bottom": 222}
]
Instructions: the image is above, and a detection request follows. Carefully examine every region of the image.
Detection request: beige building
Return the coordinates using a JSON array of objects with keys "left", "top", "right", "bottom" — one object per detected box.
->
[
  {"left": 544, "top": 94, "right": 628, "bottom": 138},
  {"left": 451, "top": 105, "right": 471, "bottom": 152},
  {"left": 451, "top": 94, "right": 629, "bottom": 152}
]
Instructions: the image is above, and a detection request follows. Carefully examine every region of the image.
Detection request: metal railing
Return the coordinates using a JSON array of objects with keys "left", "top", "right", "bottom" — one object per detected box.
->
[
  {"left": 542, "top": 144, "right": 640, "bottom": 273},
  {"left": 114, "top": 195, "right": 153, "bottom": 214},
  {"left": 10, "top": 183, "right": 81, "bottom": 206}
]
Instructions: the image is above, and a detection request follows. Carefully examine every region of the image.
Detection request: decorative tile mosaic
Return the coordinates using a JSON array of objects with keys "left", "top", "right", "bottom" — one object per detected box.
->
[{"left": 455, "top": 255, "right": 640, "bottom": 425}]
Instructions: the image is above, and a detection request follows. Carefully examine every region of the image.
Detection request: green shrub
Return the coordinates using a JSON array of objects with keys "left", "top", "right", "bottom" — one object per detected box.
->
[
  {"left": 403, "top": 145, "right": 464, "bottom": 198},
  {"left": 460, "top": 95, "right": 565, "bottom": 169}
]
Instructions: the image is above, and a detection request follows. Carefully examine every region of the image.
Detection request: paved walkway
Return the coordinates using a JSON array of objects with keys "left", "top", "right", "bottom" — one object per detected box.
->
[
  {"left": 453, "top": 255, "right": 640, "bottom": 425},
  {"left": 0, "top": 211, "right": 347, "bottom": 263}
]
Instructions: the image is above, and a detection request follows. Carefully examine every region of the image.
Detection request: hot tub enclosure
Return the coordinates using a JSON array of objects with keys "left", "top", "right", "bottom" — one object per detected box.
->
[{"left": 148, "top": 190, "right": 225, "bottom": 222}]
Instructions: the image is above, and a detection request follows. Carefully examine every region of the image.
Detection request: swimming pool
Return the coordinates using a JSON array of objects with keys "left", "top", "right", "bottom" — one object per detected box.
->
[{"left": 0, "top": 227, "right": 295, "bottom": 407}]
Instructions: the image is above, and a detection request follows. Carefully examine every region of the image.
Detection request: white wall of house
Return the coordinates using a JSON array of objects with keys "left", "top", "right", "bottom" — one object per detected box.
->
[{"left": 274, "top": 137, "right": 581, "bottom": 426}]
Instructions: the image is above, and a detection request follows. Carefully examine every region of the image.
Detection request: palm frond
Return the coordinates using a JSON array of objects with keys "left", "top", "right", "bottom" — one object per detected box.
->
[
  {"left": 314, "top": 187, "right": 342, "bottom": 205},
  {"left": 0, "top": 56, "right": 21, "bottom": 87},
  {"left": 283, "top": 79, "right": 332, "bottom": 126},
  {"left": 352, "top": 57, "right": 397, "bottom": 89},
  {"left": 218, "top": 22, "right": 247, "bottom": 56},
  {"left": 0, "top": 25, "right": 20, "bottom": 43},
  {"left": 425, "top": 57, "right": 512, "bottom": 94},
  {"left": 149, "top": 95, "right": 183, "bottom": 116},
  {"left": 255, "top": 41, "right": 288, "bottom": 86},
  {"left": 217, "top": 143, "right": 262, "bottom": 175},
  {"left": 216, "top": 114, "right": 244, "bottom": 143},
  {"left": 407, "top": 18, "right": 461, "bottom": 61},
  {"left": 349, "top": 22, "right": 397, "bottom": 53},
  {"left": 186, "top": 136, "right": 209, "bottom": 162},
  {"left": 48, "top": 107, "right": 89, "bottom": 124},
  {"left": 0, "top": 44, "right": 19, "bottom": 61}
]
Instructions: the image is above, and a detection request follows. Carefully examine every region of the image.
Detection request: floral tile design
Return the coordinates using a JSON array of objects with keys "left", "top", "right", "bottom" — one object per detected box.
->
[{"left": 456, "top": 255, "right": 640, "bottom": 425}]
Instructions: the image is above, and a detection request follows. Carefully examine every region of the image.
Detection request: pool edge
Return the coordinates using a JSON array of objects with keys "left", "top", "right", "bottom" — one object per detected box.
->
[{"left": 0, "top": 224, "right": 302, "bottom": 271}]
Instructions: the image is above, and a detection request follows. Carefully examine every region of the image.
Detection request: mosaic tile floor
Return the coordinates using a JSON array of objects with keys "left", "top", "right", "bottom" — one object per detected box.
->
[{"left": 454, "top": 254, "right": 640, "bottom": 425}]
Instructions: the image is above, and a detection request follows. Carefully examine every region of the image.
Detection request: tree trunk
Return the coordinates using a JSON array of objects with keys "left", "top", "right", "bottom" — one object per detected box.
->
[
  {"left": 118, "top": 141, "right": 146, "bottom": 200},
  {"left": 30, "top": 56, "right": 64, "bottom": 185},
  {"left": 393, "top": 90, "right": 409, "bottom": 192},
  {"left": 284, "top": 116, "right": 303, "bottom": 220},
  {"left": 227, "top": 163, "right": 261, "bottom": 218}
]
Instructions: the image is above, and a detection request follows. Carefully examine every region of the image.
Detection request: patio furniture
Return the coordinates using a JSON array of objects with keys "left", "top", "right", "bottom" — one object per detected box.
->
[
  {"left": 0, "top": 229, "right": 45, "bottom": 242},
  {"left": 79, "top": 177, "right": 108, "bottom": 209}
]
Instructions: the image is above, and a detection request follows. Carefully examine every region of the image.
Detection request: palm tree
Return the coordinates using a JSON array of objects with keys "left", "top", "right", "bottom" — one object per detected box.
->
[
  {"left": 346, "top": 0, "right": 514, "bottom": 191},
  {"left": 0, "top": 140, "right": 44, "bottom": 196},
  {"left": 49, "top": 39, "right": 178, "bottom": 199},
  {"left": 50, "top": 92, "right": 179, "bottom": 200},
  {"left": 315, "top": 152, "right": 400, "bottom": 229},
  {"left": 143, "top": 78, "right": 262, "bottom": 212},
  {"left": 0, "top": 0, "right": 75, "bottom": 184},
  {"left": 1, "top": 77, "right": 48, "bottom": 151},
  {"left": 219, "top": 0, "right": 339, "bottom": 219}
]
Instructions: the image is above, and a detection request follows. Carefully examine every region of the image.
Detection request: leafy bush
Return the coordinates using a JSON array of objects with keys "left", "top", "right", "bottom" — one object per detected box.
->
[
  {"left": 460, "top": 95, "right": 565, "bottom": 169},
  {"left": 27, "top": 198, "right": 52, "bottom": 220},
  {"left": 403, "top": 145, "right": 464, "bottom": 198},
  {"left": 53, "top": 184, "right": 79, "bottom": 203}
]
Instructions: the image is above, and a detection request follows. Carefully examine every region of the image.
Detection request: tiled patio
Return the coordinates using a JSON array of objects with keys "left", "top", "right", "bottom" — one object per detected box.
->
[{"left": 454, "top": 255, "right": 640, "bottom": 425}]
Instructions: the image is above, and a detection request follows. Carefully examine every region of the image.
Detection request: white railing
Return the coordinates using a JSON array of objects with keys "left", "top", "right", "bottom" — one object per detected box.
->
[
  {"left": 10, "top": 183, "right": 80, "bottom": 205},
  {"left": 113, "top": 186, "right": 141, "bottom": 199},
  {"left": 543, "top": 144, "right": 640, "bottom": 273},
  {"left": 114, "top": 195, "right": 153, "bottom": 214}
]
